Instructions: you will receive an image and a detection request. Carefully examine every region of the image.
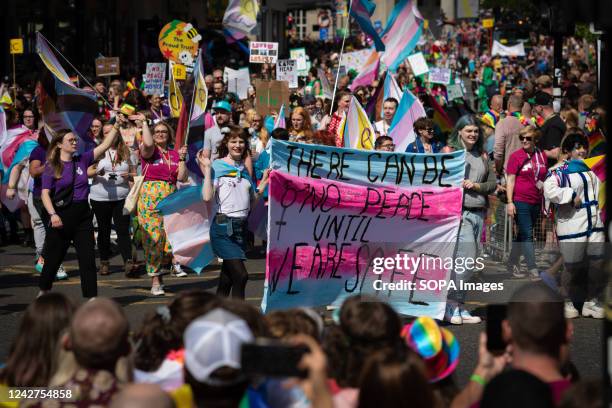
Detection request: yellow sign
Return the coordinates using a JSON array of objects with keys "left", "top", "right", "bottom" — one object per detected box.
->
[
  {"left": 482, "top": 19, "right": 494, "bottom": 29},
  {"left": 10, "top": 39, "right": 23, "bottom": 54},
  {"left": 158, "top": 20, "right": 201, "bottom": 66},
  {"left": 424, "top": 20, "right": 429, "bottom": 30},
  {"left": 172, "top": 64, "right": 187, "bottom": 80}
]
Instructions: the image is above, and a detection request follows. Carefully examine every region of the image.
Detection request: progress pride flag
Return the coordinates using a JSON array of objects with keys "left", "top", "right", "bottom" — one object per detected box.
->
[{"left": 262, "top": 170, "right": 462, "bottom": 318}]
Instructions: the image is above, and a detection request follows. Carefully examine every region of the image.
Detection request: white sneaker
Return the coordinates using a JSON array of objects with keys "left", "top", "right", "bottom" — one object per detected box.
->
[
  {"left": 460, "top": 307, "right": 482, "bottom": 324},
  {"left": 582, "top": 299, "right": 604, "bottom": 319},
  {"left": 445, "top": 303, "right": 463, "bottom": 325},
  {"left": 171, "top": 263, "right": 187, "bottom": 277},
  {"left": 56, "top": 265, "right": 68, "bottom": 280},
  {"left": 510, "top": 265, "right": 526, "bottom": 278},
  {"left": 150, "top": 285, "right": 165, "bottom": 296},
  {"left": 564, "top": 302, "right": 579, "bottom": 319},
  {"left": 528, "top": 269, "right": 541, "bottom": 280}
]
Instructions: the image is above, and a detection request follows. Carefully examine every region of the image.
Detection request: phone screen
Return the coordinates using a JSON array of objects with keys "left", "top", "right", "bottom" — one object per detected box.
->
[
  {"left": 241, "top": 339, "right": 309, "bottom": 378},
  {"left": 486, "top": 304, "right": 508, "bottom": 354}
]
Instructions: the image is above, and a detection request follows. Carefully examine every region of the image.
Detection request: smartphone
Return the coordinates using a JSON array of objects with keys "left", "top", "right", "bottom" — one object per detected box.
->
[
  {"left": 241, "top": 338, "right": 309, "bottom": 378},
  {"left": 486, "top": 304, "right": 508, "bottom": 355}
]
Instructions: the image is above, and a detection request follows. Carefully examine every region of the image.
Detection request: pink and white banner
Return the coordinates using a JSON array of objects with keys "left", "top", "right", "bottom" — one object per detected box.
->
[{"left": 262, "top": 170, "right": 462, "bottom": 318}]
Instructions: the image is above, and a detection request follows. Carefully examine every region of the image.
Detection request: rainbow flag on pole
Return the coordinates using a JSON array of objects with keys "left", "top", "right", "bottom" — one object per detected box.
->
[
  {"left": 380, "top": 0, "right": 424, "bottom": 72},
  {"left": 584, "top": 155, "right": 606, "bottom": 222}
]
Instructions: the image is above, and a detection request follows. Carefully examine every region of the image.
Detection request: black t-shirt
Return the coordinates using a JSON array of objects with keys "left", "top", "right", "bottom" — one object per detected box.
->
[{"left": 538, "top": 114, "right": 566, "bottom": 166}]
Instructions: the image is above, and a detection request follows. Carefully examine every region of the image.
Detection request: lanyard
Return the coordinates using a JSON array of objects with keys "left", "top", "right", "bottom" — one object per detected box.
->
[
  {"left": 525, "top": 149, "right": 543, "bottom": 183},
  {"left": 108, "top": 150, "right": 118, "bottom": 171}
]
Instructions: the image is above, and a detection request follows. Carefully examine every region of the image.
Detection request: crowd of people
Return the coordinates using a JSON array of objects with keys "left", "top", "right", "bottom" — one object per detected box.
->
[
  {"left": 0, "top": 12, "right": 607, "bottom": 408},
  {"left": 0, "top": 283, "right": 603, "bottom": 407}
]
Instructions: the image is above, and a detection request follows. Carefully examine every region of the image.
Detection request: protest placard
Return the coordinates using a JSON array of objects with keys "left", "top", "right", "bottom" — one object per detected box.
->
[
  {"left": 429, "top": 67, "right": 452, "bottom": 85},
  {"left": 144, "top": 63, "right": 167, "bottom": 95},
  {"left": 254, "top": 80, "right": 290, "bottom": 116},
  {"left": 290, "top": 48, "right": 308, "bottom": 76},
  {"left": 262, "top": 168, "right": 463, "bottom": 317},
  {"left": 225, "top": 67, "right": 251, "bottom": 99},
  {"left": 95, "top": 57, "right": 120, "bottom": 77},
  {"left": 9, "top": 39, "right": 23, "bottom": 54},
  {"left": 342, "top": 49, "right": 371, "bottom": 73},
  {"left": 276, "top": 60, "right": 298, "bottom": 88},
  {"left": 250, "top": 41, "right": 279, "bottom": 64},
  {"left": 172, "top": 63, "right": 187, "bottom": 80},
  {"left": 407, "top": 52, "right": 429, "bottom": 77},
  {"left": 446, "top": 83, "right": 464, "bottom": 101},
  {"left": 158, "top": 20, "right": 201, "bottom": 66}
]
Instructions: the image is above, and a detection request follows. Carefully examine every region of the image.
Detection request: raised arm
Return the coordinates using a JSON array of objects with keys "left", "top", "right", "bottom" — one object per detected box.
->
[
  {"left": 93, "top": 123, "right": 119, "bottom": 161},
  {"left": 197, "top": 151, "right": 214, "bottom": 202},
  {"left": 133, "top": 113, "right": 154, "bottom": 159}
]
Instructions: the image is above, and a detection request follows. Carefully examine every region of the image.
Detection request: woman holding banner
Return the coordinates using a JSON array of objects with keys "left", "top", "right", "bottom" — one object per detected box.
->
[
  {"left": 137, "top": 116, "right": 188, "bottom": 296},
  {"left": 197, "top": 126, "right": 270, "bottom": 299},
  {"left": 443, "top": 115, "right": 497, "bottom": 324}
]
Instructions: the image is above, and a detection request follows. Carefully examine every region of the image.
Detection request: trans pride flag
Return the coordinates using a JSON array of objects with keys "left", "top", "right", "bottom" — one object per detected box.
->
[
  {"left": 36, "top": 33, "right": 97, "bottom": 139},
  {"left": 389, "top": 90, "right": 427, "bottom": 152},
  {"left": 380, "top": 0, "right": 424, "bottom": 72},
  {"left": 157, "top": 185, "right": 215, "bottom": 273}
]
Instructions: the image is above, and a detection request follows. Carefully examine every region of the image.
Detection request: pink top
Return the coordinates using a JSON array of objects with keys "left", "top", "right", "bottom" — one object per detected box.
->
[
  {"left": 506, "top": 148, "right": 547, "bottom": 205},
  {"left": 142, "top": 148, "right": 180, "bottom": 184}
]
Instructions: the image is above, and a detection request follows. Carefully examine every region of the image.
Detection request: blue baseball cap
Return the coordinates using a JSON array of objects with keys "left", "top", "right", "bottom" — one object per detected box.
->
[{"left": 213, "top": 100, "right": 232, "bottom": 112}]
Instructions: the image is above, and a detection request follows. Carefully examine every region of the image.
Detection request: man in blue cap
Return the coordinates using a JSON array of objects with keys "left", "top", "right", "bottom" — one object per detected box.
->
[{"left": 203, "top": 100, "right": 233, "bottom": 162}]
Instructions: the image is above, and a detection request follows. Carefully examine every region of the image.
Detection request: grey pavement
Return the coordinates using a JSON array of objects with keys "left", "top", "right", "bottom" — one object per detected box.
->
[{"left": 0, "top": 242, "right": 603, "bottom": 386}]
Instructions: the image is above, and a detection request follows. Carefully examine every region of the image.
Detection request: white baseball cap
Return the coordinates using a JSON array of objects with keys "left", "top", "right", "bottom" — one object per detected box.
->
[{"left": 184, "top": 308, "right": 254, "bottom": 384}]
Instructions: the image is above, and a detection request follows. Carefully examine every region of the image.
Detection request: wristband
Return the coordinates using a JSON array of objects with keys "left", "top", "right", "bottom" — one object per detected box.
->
[
  {"left": 8, "top": 185, "right": 16, "bottom": 189},
  {"left": 49, "top": 212, "right": 57, "bottom": 216},
  {"left": 470, "top": 374, "right": 486, "bottom": 386}
]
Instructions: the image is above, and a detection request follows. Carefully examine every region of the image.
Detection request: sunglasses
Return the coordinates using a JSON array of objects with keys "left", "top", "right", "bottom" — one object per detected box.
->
[{"left": 519, "top": 136, "right": 533, "bottom": 141}]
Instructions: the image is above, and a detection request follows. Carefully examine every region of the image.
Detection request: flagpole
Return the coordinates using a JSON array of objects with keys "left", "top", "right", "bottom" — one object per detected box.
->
[
  {"left": 37, "top": 32, "right": 113, "bottom": 109},
  {"left": 329, "top": 0, "right": 353, "bottom": 116},
  {"left": 184, "top": 50, "right": 202, "bottom": 146}
]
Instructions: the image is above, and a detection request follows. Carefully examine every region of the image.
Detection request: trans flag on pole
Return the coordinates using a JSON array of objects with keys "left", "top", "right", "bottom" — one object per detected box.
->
[
  {"left": 36, "top": 32, "right": 97, "bottom": 139},
  {"left": 389, "top": 90, "right": 427, "bottom": 152},
  {"left": 156, "top": 185, "right": 215, "bottom": 274},
  {"left": 349, "top": 0, "right": 385, "bottom": 51},
  {"left": 380, "top": 0, "right": 424, "bottom": 72}
]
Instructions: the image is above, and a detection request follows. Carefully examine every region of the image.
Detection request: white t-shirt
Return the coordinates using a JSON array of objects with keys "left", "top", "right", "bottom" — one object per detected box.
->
[
  {"left": 374, "top": 120, "right": 392, "bottom": 136},
  {"left": 90, "top": 149, "right": 132, "bottom": 201},
  {"left": 214, "top": 175, "right": 253, "bottom": 218}
]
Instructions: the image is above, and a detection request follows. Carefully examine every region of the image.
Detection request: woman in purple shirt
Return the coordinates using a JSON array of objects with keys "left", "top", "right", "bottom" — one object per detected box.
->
[{"left": 38, "top": 126, "right": 119, "bottom": 298}]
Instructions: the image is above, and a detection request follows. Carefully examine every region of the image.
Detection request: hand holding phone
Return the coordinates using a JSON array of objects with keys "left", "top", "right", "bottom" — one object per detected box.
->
[
  {"left": 486, "top": 304, "right": 507, "bottom": 355},
  {"left": 241, "top": 338, "right": 309, "bottom": 378}
]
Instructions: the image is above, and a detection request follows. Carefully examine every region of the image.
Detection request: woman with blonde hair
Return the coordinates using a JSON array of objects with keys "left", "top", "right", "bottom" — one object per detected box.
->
[
  {"left": 289, "top": 107, "right": 314, "bottom": 142},
  {"left": 560, "top": 107, "right": 579, "bottom": 129},
  {"left": 244, "top": 109, "right": 269, "bottom": 160},
  {"left": 135, "top": 115, "right": 188, "bottom": 296}
]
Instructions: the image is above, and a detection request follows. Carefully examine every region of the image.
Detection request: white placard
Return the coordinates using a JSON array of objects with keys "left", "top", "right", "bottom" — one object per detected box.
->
[
  {"left": 276, "top": 59, "right": 298, "bottom": 88},
  {"left": 407, "top": 52, "right": 429, "bottom": 77},
  {"left": 446, "top": 84, "right": 464, "bottom": 101},
  {"left": 249, "top": 41, "right": 279, "bottom": 64},
  {"left": 429, "top": 67, "right": 452, "bottom": 85},
  {"left": 144, "top": 63, "right": 167, "bottom": 96},
  {"left": 290, "top": 48, "right": 308, "bottom": 76},
  {"left": 224, "top": 67, "right": 251, "bottom": 100}
]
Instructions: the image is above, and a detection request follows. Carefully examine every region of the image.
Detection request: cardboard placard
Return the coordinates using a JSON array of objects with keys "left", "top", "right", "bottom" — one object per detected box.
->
[
  {"left": 446, "top": 84, "right": 464, "bottom": 101},
  {"left": 276, "top": 59, "right": 298, "bottom": 88},
  {"left": 254, "top": 79, "right": 290, "bottom": 117},
  {"left": 249, "top": 41, "right": 278, "bottom": 64},
  {"left": 144, "top": 63, "right": 167, "bottom": 96},
  {"left": 290, "top": 48, "right": 308, "bottom": 76},
  {"left": 95, "top": 57, "right": 120, "bottom": 77},
  {"left": 225, "top": 67, "right": 251, "bottom": 100},
  {"left": 429, "top": 67, "right": 452, "bottom": 85},
  {"left": 10, "top": 39, "right": 23, "bottom": 54},
  {"left": 172, "top": 63, "right": 187, "bottom": 80},
  {"left": 407, "top": 52, "right": 429, "bottom": 77}
]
